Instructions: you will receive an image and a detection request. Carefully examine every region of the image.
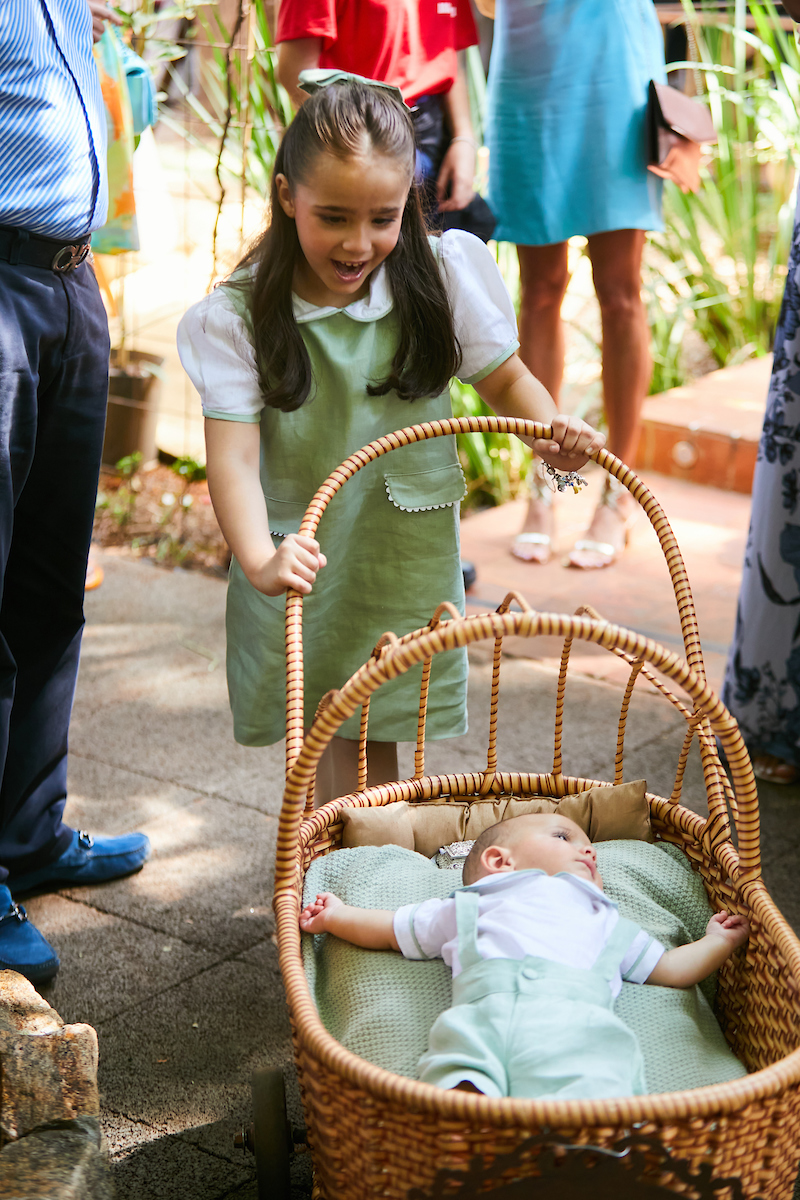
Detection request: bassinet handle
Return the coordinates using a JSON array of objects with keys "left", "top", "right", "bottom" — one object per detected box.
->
[{"left": 283, "top": 417, "right": 705, "bottom": 777}]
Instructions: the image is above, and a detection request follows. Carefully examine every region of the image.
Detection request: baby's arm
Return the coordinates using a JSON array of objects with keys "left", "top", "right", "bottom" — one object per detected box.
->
[
  {"left": 645, "top": 912, "right": 749, "bottom": 989},
  {"left": 474, "top": 355, "right": 605, "bottom": 472},
  {"left": 204, "top": 418, "right": 326, "bottom": 596},
  {"left": 299, "top": 892, "right": 400, "bottom": 952}
]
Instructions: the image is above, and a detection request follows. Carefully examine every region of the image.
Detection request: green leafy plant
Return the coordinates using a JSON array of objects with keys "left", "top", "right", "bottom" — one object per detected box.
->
[
  {"left": 451, "top": 380, "right": 531, "bottom": 511},
  {"left": 170, "top": 455, "right": 206, "bottom": 486},
  {"left": 160, "top": 0, "right": 292, "bottom": 274},
  {"left": 110, "top": 2, "right": 198, "bottom": 64},
  {"left": 647, "top": 0, "right": 800, "bottom": 370},
  {"left": 110, "top": 452, "right": 143, "bottom": 527}
]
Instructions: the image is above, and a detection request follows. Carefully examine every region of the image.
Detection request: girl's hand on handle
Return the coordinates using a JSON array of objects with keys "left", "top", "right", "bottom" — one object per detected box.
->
[
  {"left": 474, "top": 355, "right": 605, "bottom": 467},
  {"left": 247, "top": 534, "right": 327, "bottom": 597},
  {"left": 532, "top": 414, "right": 606, "bottom": 473},
  {"left": 205, "top": 420, "right": 326, "bottom": 596}
]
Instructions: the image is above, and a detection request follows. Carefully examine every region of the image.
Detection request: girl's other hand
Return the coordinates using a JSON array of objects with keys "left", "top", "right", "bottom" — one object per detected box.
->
[
  {"left": 705, "top": 911, "right": 750, "bottom": 949},
  {"left": 248, "top": 534, "right": 327, "bottom": 597},
  {"left": 436, "top": 140, "right": 477, "bottom": 213},
  {"left": 532, "top": 414, "right": 606, "bottom": 473},
  {"left": 299, "top": 892, "right": 343, "bottom": 934}
]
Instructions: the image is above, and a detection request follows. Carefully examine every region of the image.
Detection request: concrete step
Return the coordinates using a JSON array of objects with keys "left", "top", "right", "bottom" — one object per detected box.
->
[{"left": 635, "top": 355, "right": 771, "bottom": 493}]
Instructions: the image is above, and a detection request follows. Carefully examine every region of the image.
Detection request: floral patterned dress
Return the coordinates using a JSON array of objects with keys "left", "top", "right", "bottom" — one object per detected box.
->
[{"left": 722, "top": 185, "right": 800, "bottom": 767}]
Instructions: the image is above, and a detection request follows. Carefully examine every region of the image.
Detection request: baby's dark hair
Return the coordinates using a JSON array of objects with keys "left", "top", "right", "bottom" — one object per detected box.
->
[
  {"left": 463, "top": 816, "right": 531, "bottom": 886},
  {"left": 231, "top": 78, "right": 460, "bottom": 412}
]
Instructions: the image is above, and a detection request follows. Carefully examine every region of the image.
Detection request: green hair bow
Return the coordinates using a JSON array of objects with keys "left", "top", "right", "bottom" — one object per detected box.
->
[{"left": 298, "top": 69, "right": 405, "bottom": 106}]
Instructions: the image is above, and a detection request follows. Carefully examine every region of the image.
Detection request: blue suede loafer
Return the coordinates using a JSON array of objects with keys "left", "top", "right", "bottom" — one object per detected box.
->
[
  {"left": 0, "top": 886, "right": 59, "bottom": 985},
  {"left": 8, "top": 829, "right": 151, "bottom": 896}
]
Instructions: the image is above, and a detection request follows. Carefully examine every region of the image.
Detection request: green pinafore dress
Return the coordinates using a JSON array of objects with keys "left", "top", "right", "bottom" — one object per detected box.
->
[
  {"left": 224, "top": 278, "right": 469, "bottom": 747},
  {"left": 418, "top": 882, "right": 648, "bottom": 1099}
]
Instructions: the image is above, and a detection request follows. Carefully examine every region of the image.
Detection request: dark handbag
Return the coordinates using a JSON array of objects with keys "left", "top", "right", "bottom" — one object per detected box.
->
[{"left": 647, "top": 80, "right": 717, "bottom": 194}]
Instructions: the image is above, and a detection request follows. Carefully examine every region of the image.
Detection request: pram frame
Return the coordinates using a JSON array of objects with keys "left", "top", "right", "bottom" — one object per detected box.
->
[{"left": 272, "top": 419, "right": 800, "bottom": 1198}]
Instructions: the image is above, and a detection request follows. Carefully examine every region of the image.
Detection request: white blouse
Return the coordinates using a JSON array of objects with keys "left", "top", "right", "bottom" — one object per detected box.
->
[
  {"left": 176, "top": 229, "right": 519, "bottom": 422},
  {"left": 393, "top": 870, "right": 666, "bottom": 998}
]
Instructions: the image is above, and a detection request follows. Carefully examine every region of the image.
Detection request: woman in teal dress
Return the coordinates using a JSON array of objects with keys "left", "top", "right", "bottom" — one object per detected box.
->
[{"left": 485, "top": 0, "right": 666, "bottom": 569}]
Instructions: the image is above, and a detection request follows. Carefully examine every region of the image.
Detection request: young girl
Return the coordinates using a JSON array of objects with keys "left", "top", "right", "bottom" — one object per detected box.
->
[
  {"left": 300, "top": 813, "right": 749, "bottom": 1099},
  {"left": 177, "top": 71, "right": 605, "bottom": 802}
]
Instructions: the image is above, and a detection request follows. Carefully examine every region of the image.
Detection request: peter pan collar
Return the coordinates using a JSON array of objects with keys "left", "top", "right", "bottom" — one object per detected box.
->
[{"left": 292, "top": 263, "right": 393, "bottom": 324}]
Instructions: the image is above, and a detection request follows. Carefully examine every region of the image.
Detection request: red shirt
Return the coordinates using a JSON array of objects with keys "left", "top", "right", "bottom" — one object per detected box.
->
[{"left": 276, "top": 0, "right": 478, "bottom": 105}]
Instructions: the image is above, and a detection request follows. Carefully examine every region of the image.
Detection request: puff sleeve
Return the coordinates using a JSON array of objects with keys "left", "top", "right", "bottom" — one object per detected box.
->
[
  {"left": 176, "top": 288, "right": 263, "bottom": 422},
  {"left": 438, "top": 229, "right": 520, "bottom": 386}
]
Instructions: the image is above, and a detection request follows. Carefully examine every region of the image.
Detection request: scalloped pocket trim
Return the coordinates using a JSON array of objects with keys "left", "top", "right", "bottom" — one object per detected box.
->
[{"left": 384, "top": 463, "right": 467, "bottom": 513}]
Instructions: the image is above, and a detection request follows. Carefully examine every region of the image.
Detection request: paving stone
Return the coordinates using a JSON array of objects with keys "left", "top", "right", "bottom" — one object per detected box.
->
[
  {"left": 56, "top": 798, "right": 277, "bottom": 956},
  {"left": 755, "top": 780, "right": 800, "bottom": 867},
  {"left": 99, "top": 1110, "right": 164, "bottom": 1158},
  {"left": 593, "top": 727, "right": 711, "bottom": 818},
  {"left": 96, "top": 956, "right": 292, "bottom": 1142},
  {"left": 0, "top": 1117, "right": 113, "bottom": 1200},
  {"left": 21, "top": 895, "right": 215, "bottom": 1028},
  {"left": 63, "top": 757, "right": 204, "bottom": 837},
  {"left": 761, "top": 850, "right": 800, "bottom": 935},
  {"left": 109, "top": 1131, "right": 253, "bottom": 1200},
  {"left": 69, "top": 697, "right": 285, "bottom": 815},
  {"left": 401, "top": 656, "right": 685, "bottom": 784},
  {"left": 73, "top": 559, "right": 287, "bottom": 813}
]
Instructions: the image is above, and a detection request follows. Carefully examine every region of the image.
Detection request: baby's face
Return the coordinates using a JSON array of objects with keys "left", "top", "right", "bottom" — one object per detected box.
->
[{"left": 503, "top": 815, "right": 602, "bottom": 888}]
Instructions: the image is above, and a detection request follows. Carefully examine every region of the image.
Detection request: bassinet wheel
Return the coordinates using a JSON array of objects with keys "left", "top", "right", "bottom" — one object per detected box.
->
[{"left": 252, "top": 1067, "right": 292, "bottom": 1199}]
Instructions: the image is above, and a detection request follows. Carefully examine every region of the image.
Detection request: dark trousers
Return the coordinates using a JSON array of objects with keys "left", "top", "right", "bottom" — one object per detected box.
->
[
  {"left": 0, "top": 259, "right": 109, "bottom": 881},
  {"left": 412, "top": 94, "right": 496, "bottom": 245}
]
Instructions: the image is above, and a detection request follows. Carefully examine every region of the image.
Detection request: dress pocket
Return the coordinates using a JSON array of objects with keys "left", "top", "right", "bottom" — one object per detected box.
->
[
  {"left": 264, "top": 495, "right": 309, "bottom": 538},
  {"left": 383, "top": 463, "right": 467, "bottom": 513}
]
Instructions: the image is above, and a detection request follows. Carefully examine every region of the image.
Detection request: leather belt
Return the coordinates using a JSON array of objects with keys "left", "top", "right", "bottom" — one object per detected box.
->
[{"left": 0, "top": 226, "right": 91, "bottom": 273}]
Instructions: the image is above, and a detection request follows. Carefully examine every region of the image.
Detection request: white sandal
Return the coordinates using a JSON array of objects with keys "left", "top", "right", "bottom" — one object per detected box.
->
[
  {"left": 566, "top": 475, "right": 636, "bottom": 570},
  {"left": 511, "top": 464, "right": 553, "bottom": 565}
]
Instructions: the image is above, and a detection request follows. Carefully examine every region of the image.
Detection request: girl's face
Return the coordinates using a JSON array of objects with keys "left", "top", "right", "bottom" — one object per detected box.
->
[{"left": 276, "top": 148, "right": 411, "bottom": 309}]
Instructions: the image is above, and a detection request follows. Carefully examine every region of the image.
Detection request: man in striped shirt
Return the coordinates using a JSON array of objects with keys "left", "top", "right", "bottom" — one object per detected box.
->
[{"left": 0, "top": 0, "right": 151, "bottom": 984}]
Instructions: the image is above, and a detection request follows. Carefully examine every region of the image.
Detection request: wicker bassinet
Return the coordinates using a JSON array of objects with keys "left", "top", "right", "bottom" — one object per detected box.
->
[{"left": 273, "top": 418, "right": 800, "bottom": 1199}]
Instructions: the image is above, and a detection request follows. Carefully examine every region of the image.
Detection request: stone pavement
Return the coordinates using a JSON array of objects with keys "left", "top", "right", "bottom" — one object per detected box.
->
[{"left": 18, "top": 467, "right": 800, "bottom": 1199}]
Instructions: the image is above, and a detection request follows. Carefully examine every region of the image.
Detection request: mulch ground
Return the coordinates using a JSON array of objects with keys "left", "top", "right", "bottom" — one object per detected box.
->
[{"left": 92, "top": 463, "right": 230, "bottom": 576}]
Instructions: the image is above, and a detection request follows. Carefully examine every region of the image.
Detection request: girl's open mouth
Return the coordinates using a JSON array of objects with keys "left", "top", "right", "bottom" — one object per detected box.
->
[{"left": 332, "top": 260, "right": 367, "bottom": 282}]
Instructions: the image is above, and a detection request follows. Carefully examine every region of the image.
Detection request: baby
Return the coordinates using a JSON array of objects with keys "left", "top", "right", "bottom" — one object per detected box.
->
[{"left": 299, "top": 813, "right": 749, "bottom": 1099}]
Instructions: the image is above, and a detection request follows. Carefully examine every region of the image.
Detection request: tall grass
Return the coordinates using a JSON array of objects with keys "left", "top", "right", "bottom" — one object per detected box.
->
[
  {"left": 161, "top": 1, "right": 292, "bottom": 199},
  {"left": 649, "top": 0, "right": 800, "bottom": 371}
]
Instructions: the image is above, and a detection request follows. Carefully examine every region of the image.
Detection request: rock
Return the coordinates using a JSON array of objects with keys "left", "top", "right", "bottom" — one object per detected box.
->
[
  {"left": 0, "top": 974, "right": 98, "bottom": 1143},
  {"left": 0, "top": 975, "right": 62, "bottom": 1036},
  {"left": 0, "top": 1117, "right": 114, "bottom": 1199}
]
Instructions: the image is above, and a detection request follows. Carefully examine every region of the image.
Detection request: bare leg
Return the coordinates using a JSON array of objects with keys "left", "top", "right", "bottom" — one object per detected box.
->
[
  {"left": 512, "top": 243, "right": 570, "bottom": 565},
  {"left": 568, "top": 228, "right": 651, "bottom": 570},
  {"left": 313, "top": 736, "right": 399, "bottom": 807}
]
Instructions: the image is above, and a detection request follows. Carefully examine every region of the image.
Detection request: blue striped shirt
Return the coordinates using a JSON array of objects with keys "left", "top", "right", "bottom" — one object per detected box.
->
[{"left": 0, "top": 0, "right": 107, "bottom": 238}]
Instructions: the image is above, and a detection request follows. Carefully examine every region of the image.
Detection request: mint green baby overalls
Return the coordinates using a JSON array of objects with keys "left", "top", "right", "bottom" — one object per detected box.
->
[
  {"left": 418, "top": 884, "right": 649, "bottom": 1099},
  {"left": 223, "top": 267, "right": 502, "bottom": 746}
]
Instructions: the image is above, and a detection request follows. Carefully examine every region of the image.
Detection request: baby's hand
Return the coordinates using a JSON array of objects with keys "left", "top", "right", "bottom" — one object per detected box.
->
[
  {"left": 250, "top": 534, "right": 327, "bottom": 597},
  {"left": 299, "top": 892, "right": 343, "bottom": 935},
  {"left": 706, "top": 911, "right": 750, "bottom": 949},
  {"left": 531, "top": 414, "right": 606, "bottom": 473}
]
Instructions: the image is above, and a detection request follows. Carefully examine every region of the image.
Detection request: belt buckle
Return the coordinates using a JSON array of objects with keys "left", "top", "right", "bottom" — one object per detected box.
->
[{"left": 51, "top": 242, "right": 90, "bottom": 273}]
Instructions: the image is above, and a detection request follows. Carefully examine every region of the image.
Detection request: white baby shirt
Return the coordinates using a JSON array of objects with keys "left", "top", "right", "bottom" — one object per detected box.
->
[
  {"left": 393, "top": 870, "right": 666, "bottom": 999},
  {"left": 176, "top": 228, "right": 519, "bottom": 421}
]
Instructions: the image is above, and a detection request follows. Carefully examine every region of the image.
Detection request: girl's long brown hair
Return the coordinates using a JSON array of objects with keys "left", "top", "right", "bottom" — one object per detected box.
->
[{"left": 229, "top": 78, "right": 460, "bottom": 413}]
